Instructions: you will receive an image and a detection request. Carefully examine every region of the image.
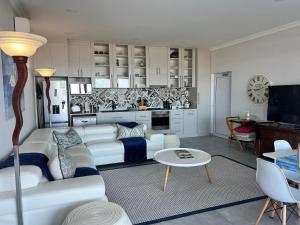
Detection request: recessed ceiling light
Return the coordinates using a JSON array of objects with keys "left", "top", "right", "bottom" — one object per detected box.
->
[{"left": 66, "top": 8, "right": 78, "bottom": 14}]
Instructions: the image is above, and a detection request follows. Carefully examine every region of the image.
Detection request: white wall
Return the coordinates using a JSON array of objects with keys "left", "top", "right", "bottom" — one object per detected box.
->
[
  {"left": 0, "top": 0, "right": 36, "bottom": 159},
  {"left": 197, "top": 49, "right": 211, "bottom": 135},
  {"left": 211, "top": 26, "right": 300, "bottom": 121}
]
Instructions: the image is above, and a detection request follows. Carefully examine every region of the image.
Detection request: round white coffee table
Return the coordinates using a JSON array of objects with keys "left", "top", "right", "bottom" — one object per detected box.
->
[{"left": 154, "top": 148, "right": 212, "bottom": 192}]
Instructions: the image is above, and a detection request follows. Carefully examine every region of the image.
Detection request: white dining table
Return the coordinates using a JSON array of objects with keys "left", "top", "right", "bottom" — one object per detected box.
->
[
  {"left": 263, "top": 150, "right": 300, "bottom": 181},
  {"left": 263, "top": 150, "right": 296, "bottom": 163}
]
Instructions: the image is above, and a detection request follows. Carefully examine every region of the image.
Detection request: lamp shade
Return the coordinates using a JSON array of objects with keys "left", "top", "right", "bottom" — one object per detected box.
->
[
  {"left": 35, "top": 68, "right": 56, "bottom": 77},
  {"left": 0, "top": 31, "right": 47, "bottom": 57}
]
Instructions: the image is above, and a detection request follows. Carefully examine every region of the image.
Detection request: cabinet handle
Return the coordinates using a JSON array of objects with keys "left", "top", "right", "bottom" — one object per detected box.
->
[
  {"left": 156, "top": 68, "right": 158, "bottom": 75},
  {"left": 77, "top": 69, "right": 79, "bottom": 77},
  {"left": 81, "top": 69, "right": 83, "bottom": 77},
  {"left": 159, "top": 68, "right": 160, "bottom": 75}
]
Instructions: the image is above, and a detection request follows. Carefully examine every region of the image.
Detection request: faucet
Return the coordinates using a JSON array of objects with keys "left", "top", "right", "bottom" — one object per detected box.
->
[{"left": 111, "top": 100, "right": 117, "bottom": 111}]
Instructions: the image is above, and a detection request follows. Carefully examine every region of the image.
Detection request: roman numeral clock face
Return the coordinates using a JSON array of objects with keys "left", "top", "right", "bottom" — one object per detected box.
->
[{"left": 247, "top": 75, "right": 270, "bottom": 104}]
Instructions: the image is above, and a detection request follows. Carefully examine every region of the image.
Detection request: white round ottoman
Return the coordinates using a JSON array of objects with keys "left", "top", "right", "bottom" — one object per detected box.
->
[
  {"left": 164, "top": 133, "right": 180, "bottom": 148},
  {"left": 62, "top": 201, "right": 132, "bottom": 225}
]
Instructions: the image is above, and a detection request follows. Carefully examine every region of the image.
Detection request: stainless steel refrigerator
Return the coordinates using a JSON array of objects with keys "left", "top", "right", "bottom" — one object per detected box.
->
[{"left": 43, "top": 77, "right": 69, "bottom": 127}]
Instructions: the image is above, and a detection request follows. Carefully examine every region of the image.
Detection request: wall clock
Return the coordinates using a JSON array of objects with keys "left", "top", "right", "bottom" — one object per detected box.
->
[{"left": 247, "top": 75, "right": 270, "bottom": 104}]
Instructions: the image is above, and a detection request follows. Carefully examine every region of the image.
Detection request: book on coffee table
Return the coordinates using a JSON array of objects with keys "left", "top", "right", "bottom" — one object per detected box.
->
[{"left": 175, "top": 150, "right": 194, "bottom": 159}]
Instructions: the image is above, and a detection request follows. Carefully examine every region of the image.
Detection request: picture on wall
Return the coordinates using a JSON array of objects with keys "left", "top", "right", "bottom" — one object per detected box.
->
[{"left": 1, "top": 51, "right": 25, "bottom": 120}]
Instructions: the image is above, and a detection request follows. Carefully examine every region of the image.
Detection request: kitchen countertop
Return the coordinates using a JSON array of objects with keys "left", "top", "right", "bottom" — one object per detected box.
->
[{"left": 70, "top": 108, "right": 197, "bottom": 115}]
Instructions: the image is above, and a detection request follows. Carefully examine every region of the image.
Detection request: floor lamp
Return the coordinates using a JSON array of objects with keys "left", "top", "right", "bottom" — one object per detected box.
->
[
  {"left": 0, "top": 31, "right": 46, "bottom": 225},
  {"left": 35, "top": 69, "right": 55, "bottom": 128}
]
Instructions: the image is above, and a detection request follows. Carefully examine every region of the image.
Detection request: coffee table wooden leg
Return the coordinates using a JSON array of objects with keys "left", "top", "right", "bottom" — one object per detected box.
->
[
  {"left": 163, "top": 165, "right": 171, "bottom": 192},
  {"left": 204, "top": 165, "right": 212, "bottom": 184}
]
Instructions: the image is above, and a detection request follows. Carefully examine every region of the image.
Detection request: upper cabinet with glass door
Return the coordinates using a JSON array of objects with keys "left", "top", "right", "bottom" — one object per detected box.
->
[
  {"left": 182, "top": 48, "right": 195, "bottom": 88},
  {"left": 93, "top": 42, "right": 112, "bottom": 88},
  {"left": 168, "top": 48, "right": 180, "bottom": 88},
  {"left": 114, "top": 44, "right": 130, "bottom": 88},
  {"left": 132, "top": 46, "right": 148, "bottom": 88},
  {"left": 168, "top": 48, "right": 195, "bottom": 88}
]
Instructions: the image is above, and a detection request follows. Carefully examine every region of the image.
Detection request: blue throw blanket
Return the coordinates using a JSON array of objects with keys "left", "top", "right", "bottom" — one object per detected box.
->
[
  {"left": 276, "top": 155, "right": 299, "bottom": 172},
  {"left": 119, "top": 137, "right": 147, "bottom": 163},
  {"left": 0, "top": 153, "right": 54, "bottom": 181},
  {"left": 74, "top": 167, "right": 100, "bottom": 177},
  {"left": 118, "top": 122, "right": 147, "bottom": 163}
]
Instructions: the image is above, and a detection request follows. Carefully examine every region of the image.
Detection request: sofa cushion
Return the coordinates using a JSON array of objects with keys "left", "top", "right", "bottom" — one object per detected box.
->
[
  {"left": 67, "top": 144, "right": 92, "bottom": 158},
  {"left": 24, "top": 128, "right": 53, "bottom": 144},
  {"left": 86, "top": 141, "right": 124, "bottom": 157},
  {"left": 53, "top": 128, "right": 83, "bottom": 149},
  {"left": 48, "top": 146, "right": 76, "bottom": 180},
  {"left": 71, "top": 154, "right": 96, "bottom": 169},
  {"left": 20, "top": 142, "right": 53, "bottom": 157},
  {"left": 84, "top": 124, "right": 117, "bottom": 142},
  {"left": 0, "top": 166, "right": 42, "bottom": 192},
  {"left": 117, "top": 124, "right": 144, "bottom": 139}
]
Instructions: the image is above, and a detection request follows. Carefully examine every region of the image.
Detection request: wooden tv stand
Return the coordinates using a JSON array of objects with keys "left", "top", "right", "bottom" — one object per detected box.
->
[{"left": 256, "top": 122, "right": 300, "bottom": 156}]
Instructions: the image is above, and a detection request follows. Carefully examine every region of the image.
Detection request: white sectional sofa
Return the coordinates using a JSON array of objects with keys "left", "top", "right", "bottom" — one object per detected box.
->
[{"left": 0, "top": 124, "right": 164, "bottom": 225}]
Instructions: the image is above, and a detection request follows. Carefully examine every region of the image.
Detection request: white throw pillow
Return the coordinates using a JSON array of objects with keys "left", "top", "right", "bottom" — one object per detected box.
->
[
  {"left": 48, "top": 145, "right": 76, "bottom": 180},
  {"left": 117, "top": 124, "right": 145, "bottom": 139},
  {"left": 53, "top": 128, "right": 82, "bottom": 149}
]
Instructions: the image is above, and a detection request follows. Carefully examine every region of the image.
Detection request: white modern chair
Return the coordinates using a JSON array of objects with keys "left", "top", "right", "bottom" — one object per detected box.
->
[
  {"left": 274, "top": 140, "right": 292, "bottom": 152},
  {"left": 274, "top": 140, "right": 300, "bottom": 184},
  {"left": 254, "top": 158, "right": 300, "bottom": 225}
]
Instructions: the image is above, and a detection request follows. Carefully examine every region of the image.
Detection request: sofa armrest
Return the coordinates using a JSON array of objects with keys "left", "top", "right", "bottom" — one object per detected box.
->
[
  {"left": 145, "top": 129, "right": 164, "bottom": 144},
  {"left": 0, "top": 175, "right": 106, "bottom": 216}
]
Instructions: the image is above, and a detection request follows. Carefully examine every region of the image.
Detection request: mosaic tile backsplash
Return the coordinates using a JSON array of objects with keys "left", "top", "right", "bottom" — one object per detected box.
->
[{"left": 70, "top": 88, "right": 194, "bottom": 110}]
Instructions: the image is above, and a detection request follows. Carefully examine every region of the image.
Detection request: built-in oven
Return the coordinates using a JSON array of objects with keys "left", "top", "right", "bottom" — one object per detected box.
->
[{"left": 152, "top": 110, "right": 170, "bottom": 130}]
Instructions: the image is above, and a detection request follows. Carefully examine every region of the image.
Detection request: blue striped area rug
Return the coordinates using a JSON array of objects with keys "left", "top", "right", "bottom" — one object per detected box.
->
[{"left": 100, "top": 155, "right": 264, "bottom": 225}]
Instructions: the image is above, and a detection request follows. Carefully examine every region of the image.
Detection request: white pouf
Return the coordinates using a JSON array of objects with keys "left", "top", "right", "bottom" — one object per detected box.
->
[
  {"left": 164, "top": 133, "right": 180, "bottom": 148},
  {"left": 62, "top": 201, "right": 132, "bottom": 225}
]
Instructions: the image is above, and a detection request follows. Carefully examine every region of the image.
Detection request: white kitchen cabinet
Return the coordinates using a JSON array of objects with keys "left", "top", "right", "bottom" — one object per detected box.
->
[
  {"left": 68, "top": 41, "right": 92, "bottom": 77},
  {"left": 170, "top": 110, "right": 184, "bottom": 136},
  {"left": 72, "top": 115, "right": 97, "bottom": 127},
  {"left": 93, "top": 43, "right": 132, "bottom": 88},
  {"left": 92, "top": 42, "right": 113, "bottom": 88},
  {"left": 168, "top": 48, "right": 196, "bottom": 88},
  {"left": 136, "top": 111, "right": 151, "bottom": 129},
  {"left": 170, "top": 109, "right": 198, "bottom": 137},
  {"left": 183, "top": 109, "right": 198, "bottom": 137},
  {"left": 148, "top": 47, "right": 168, "bottom": 86},
  {"left": 130, "top": 45, "right": 149, "bottom": 88},
  {"left": 112, "top": 44, "right": 131, "bottom": 88},
  {"left": 97, "top": 112, "right": 136, "bottom": 124},
  {"left": 33, "top": 40, "right": 68, "bottom": 77}
]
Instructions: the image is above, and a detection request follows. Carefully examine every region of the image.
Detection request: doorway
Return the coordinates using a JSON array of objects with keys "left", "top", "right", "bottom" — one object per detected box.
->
[{"left": 211, "top": 72, "right": 232, "bottom": 138}]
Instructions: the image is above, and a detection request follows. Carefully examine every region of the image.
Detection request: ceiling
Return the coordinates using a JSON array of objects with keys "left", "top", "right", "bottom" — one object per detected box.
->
[{"left": 14, "top": 0, "right": 300, "bottom": 48}]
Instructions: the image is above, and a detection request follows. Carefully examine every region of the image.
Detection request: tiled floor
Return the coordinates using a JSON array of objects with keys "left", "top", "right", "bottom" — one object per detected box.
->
[{"left": 152, "top": 136, "right": 300, "bottom": 225}]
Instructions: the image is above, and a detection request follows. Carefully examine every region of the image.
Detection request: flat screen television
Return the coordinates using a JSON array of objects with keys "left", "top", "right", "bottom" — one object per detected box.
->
[{"left": 268, "top": 85, "right": 300, "bottom": 125}]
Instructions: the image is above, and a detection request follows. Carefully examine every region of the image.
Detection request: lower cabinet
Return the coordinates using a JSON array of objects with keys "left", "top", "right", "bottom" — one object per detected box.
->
[
  {"left": 170, "top": 110, "right": 184, "bottom": 136},
  {"left": 171, "top": 109, "right": 198, "bottom": 137},
  {"left": 183, "top": 109, "right": 198, "bottom": 137},
  {"left": 97, "top": 112, "right": 136, "bottom": 124},
  {"left": 96, "top": 109, "right": 198, "bottom": 137},
  {"left": 135, "top": 111, "right": 151, "bottom": 130}
]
